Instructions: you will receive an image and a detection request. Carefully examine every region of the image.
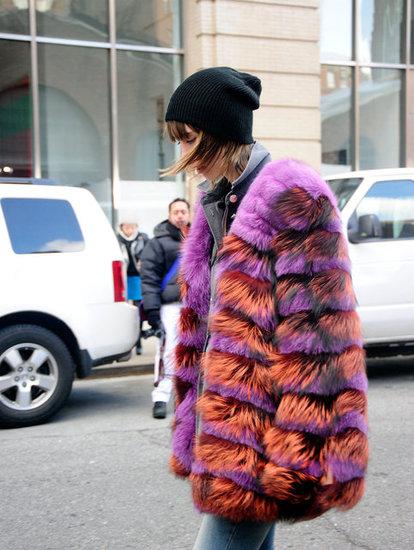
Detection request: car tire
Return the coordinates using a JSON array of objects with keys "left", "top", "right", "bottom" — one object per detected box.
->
[{"left": 0, "top": 325, "right": 74, "bottom": 428}]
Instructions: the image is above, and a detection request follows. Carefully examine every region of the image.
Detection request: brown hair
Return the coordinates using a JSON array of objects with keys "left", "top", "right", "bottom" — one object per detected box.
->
[{"left": 162, "top": 121, "right": 252, "bottom": 184}]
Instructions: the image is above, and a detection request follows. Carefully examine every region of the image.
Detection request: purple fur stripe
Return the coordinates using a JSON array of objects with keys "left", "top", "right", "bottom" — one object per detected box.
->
[
  {"left": 327, "top": 457, "right": 365, "bottom": 482},
  {"left": 300, "top": 372, "right": 368, "bottom": 395},
  {"left": 209, "top": 333, "right": 269, "bottom": 364},
  {"left": 181, "top": 196, "right": 213, "bottom": 318},
  {"left": 276, "top": 411, "right": 367, "bottom": 437},
  {"left": 278, "top": 335, "right": 364, "bottom": 355},
  {"left": 280, "top": 371, "right": 368, "bottom": 395},
  {"left": 172, "top": 387, "right": 197, "bottom": 471},
  {"left": 278, "top": 292, "right": 356, "bottom": 316},
  {"left": 206, "top": 383, "right": 276, "bottom": 414},
  {"left": 276, "top": 255, "right": 352, "bottom": 277},
  {"left": 332, "top": 411, "right": 368, "bottom": 435},
  {"left": 267, "top": 454, "right": 323, "bottom": 478},
  {"left": 192, "top": 461, "right": 261, "bottom": 493},
  {"left": 217, "top": 251, "right": 273, "bottom": 282},
  {"left": 179, "top": 326, "right": 208, "bottom": 350},
  {"left": 174, "top": 365, "right": 198, "bottom": 386},
  {"left": 201, "top": 421, "right": 264, "bottom": 454}
]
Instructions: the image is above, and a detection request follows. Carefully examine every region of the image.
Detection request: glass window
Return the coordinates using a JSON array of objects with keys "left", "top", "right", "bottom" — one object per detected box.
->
[
  {"left": 117, "top": 50, "right": 179, "bottom": 181},
  {"left": 37, "top": 43, "right": 111, "bottom": 218},
  {"left": 36, "top": 0, "right": 108, "bottom": 42},
  {"left": 320, "top": 0, "right": 352, "bottom": 62},
  {"left": 359, "top": 0, "right": 405, "bottom": 64},
  {"left": 353, "top": 180, "right": 414, "bottom": 240},
  {"left": 327, "top": 177, "right": 362, "bottom": 210},
  {"left": 359, "top": 68, "right": 403, "bottom": 169},
  {"left": 408, "top": 71, "right": 414, "bottom": 166},
  {"left": 0, "top": 40, "right": 32, "bottom": 178},
  {"left": 0, "top": 0, "right": 29, "bottom": 34},
  {"left": 116, "top": 0, "right": 181, "bottom": 48},
  {"left": 411, "top": 0, "right": 414, "bottom": 63},
  {"left": 321, "top": 65, "right": 353, "bottom": 175},
  {"left": 1, "top": 198, "right": 84, "bottom": 254}
]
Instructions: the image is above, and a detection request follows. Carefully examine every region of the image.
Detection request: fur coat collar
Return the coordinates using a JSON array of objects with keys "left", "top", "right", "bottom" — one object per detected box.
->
[{"left": 171, "top": 158, "right": 368, "bottom": 523}]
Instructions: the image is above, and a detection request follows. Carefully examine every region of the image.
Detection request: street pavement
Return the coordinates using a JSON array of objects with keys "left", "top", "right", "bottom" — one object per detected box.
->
[{"left": 1, "top": 357, "right": 413, "bottom": 550}]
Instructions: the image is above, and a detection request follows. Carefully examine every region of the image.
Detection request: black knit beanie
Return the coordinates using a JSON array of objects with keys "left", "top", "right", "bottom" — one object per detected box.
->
[{"left": 165, "top": 67, "right": 261, "bottom": 144}]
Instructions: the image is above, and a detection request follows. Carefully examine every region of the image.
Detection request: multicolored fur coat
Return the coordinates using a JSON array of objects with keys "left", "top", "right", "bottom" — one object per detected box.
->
[{"left": 171, "top": 158, "right": 368, "bottom": 523}]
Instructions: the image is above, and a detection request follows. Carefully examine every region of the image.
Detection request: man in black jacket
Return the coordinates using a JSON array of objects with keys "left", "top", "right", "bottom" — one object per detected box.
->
[{"left": 141, "top": 198, "right": 190, "bottom": 418}]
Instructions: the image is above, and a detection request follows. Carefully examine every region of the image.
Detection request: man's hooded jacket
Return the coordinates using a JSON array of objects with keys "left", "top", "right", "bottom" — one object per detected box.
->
[
  {"left": 171, "top": 158, "right": 368, "bottom": 523},
  {"left": 141, "top": 220, "right": 184, "bottom": 314}
]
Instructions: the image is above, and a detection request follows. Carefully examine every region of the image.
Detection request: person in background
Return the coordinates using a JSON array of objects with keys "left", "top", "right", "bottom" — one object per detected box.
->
[
  {"left": 141, "top": 199, "right": 190, "bottom": 419},
  {"left": 117, "top": 220, "right": 149, "bottom": 354}
]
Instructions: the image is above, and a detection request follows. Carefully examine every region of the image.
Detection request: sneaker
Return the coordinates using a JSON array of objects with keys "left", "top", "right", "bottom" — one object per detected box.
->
[{"left": 153, "top": 401, "right": 167, "bottom": 419}]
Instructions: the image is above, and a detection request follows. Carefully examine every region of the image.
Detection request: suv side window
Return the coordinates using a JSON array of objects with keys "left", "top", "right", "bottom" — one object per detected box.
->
[
  {"left": 1, "top": 198, "right": 85, "bottom": 254},
  {"left": 352, "top": 179, "right": 414, "bottom": 240}
]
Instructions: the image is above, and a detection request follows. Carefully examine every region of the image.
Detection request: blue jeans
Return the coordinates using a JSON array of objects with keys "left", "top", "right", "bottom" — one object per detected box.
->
[{"left": 193, "top": 514, "right": 276, "bottom": 550}]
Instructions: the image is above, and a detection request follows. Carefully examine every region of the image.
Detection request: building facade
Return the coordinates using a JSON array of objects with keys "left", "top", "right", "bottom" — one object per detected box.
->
[{"left": 0, "top": 0, "right": 413, "bottom": 233}]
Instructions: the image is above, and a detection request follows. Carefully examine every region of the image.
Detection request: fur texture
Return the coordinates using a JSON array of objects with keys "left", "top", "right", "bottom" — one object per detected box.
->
[{"left": 171, "top": 158, "right": 368, "bottom": 522}]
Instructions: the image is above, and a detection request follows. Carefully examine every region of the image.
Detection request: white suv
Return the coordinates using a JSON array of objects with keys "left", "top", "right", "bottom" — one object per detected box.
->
[
  {"left": 326, "top": 167, "right": 414, "bottom": 355},
  {"left": 0, "top": 182, "right": 138, "bottom": 427}
]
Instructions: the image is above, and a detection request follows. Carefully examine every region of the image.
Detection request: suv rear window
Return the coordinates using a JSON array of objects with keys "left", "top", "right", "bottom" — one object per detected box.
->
[
  {"left": 1, "top": 198, "right": 84, "bottom": 254},
  {"left": 327, "top": 177, "right": 362, "bottom": 210}
]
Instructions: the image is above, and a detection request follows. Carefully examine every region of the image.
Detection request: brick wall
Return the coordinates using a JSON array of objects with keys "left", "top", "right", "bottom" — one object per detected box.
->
[{"left": 183, "top": 0, "right": 321, "bottom": 169}]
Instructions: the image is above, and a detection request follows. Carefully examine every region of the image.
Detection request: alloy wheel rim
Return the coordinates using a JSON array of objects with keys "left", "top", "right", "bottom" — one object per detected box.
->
[{"left": 0, "top": 343, "right": 59, "bottom": 411}]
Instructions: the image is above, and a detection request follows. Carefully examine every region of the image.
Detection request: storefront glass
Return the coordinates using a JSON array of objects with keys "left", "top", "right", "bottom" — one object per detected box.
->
[
  {"left": 359, "top": 68, "right": 403, "bottom": 169},
  {"left": 36, "top": 0, "right": 108, "bottom": 42},
  {"left": 37, "top": 43, "right": 111, "bottom": 216},
  {"left": 321, "top": 65, "right": 353, "bottom": 174},
  {"left": 0, "top": 39, "right": 32, "bottom": 178},
  {"left": 116, "top": 0, "right": 181, "bottom": 48}
]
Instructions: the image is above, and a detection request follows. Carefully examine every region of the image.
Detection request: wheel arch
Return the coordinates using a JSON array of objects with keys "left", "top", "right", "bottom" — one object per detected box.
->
[{"left": 0, "top": 311, "right": 86, "bottom": 378}]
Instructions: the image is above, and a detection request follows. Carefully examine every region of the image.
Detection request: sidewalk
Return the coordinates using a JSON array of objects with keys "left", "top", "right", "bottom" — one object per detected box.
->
[{"left": 88, "top": 337, "right": 156, "bottom": 379}]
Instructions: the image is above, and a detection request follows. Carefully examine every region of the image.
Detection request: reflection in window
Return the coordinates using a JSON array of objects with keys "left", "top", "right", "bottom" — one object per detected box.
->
[
  {"left": 0, "top": 40, "right": 32, "bottom": 178},
  {"left": 320, "top": 0, "right": 352, "bottom": 62},
  {"left": 359, "top": 68, "right": 403, "bottom": 169},
  {"left": 116, "top": 0, "right": 181, "bottom": 48},
  {"left": 321, "top": 65, "right": 352, "bottom": 175},
  {"left": 354, "top": 180, "right": 414, "bottom": 239},
  {"left": 327, "top": 177, "right": 362, "bottom": 210},
  {"left": 1, "top": 198, "right": 84, "bottom": 254},
  {"left": 38, "top": 44, "right": 111, "bottom": 218},
  {"left": 117, "top": 50, "right": 178, "bottom": 181},
  {"left": 36, "top": 0, "right": 108, "bottom": 42},
  {"left": 0, "top": 0, "right": 29, "bottom": 34},
  {"left": 359, "top": 0, "right": 404, "bottom": 64}
]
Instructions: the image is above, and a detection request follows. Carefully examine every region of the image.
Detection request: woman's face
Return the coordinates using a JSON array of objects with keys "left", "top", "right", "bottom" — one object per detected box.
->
[{"left": 179, "top": 124, "right": 216, "bottom": 181}]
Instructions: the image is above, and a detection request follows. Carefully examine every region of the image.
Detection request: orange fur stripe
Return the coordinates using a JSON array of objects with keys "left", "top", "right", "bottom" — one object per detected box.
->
[
  {"left": 276, "top": 393, "right": 333, "bottom": 430},
  {"left": 195, "top": 433, "right": 265, "bottom": 475},
  {"left": 263, "top": 426, "right": 321, "bottom": 466},
  {"left": 191, "top": 473, "right": 279, "bottom": 522},
  {"left": 217, "top": 271, "right": 274, "bottom": 319},
  {"left": 269, "top": 346, "right": 366, "bottom": 391},
  {"left": 334, "top": 390, "right": 367, "bottom": 418},
  {"left": 197, "top": 391, "right": 272, "bottom": 437},
  {"left": 260, "top": 463, "right": 317, "bottom": 503},
  {"left": 210, "top": 309, "right": 274, "bottom": 356},
  {"left": 204, "top": 349, "right": 274, "bottom": 397},
  {"left": 323, "top": 429, "right": 369, "bottom": 469}
]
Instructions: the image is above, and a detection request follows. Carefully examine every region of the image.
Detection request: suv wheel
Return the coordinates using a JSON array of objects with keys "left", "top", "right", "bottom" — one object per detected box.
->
[{"left": 0, "top": 325, "right": 74, "bottom": 428}]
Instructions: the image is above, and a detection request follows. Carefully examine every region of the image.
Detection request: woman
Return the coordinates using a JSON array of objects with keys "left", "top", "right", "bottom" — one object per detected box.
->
[
  {"left": 117, "top": 220, "right": 148, "bottom": 354},
  {"left": 164, "top": 67, "right": 368, "bottom": 549}
]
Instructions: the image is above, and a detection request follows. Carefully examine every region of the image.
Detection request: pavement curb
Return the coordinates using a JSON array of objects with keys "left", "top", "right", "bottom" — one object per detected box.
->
[{"left": 87, "top": 362, "right": 153, "bottom": 379}]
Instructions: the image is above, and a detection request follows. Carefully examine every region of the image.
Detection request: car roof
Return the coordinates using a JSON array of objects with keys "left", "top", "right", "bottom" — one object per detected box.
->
[
  {"left": 0, "top": 183, "right": 92, "bottom": 200},
  {"left": 325, "top": 167, "right": 414, "bottom": 180}
]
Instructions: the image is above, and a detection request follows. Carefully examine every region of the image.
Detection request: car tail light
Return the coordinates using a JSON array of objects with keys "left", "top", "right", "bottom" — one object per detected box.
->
[{"left": 112, "top": 260, "right": 126, "bottom": 302}]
